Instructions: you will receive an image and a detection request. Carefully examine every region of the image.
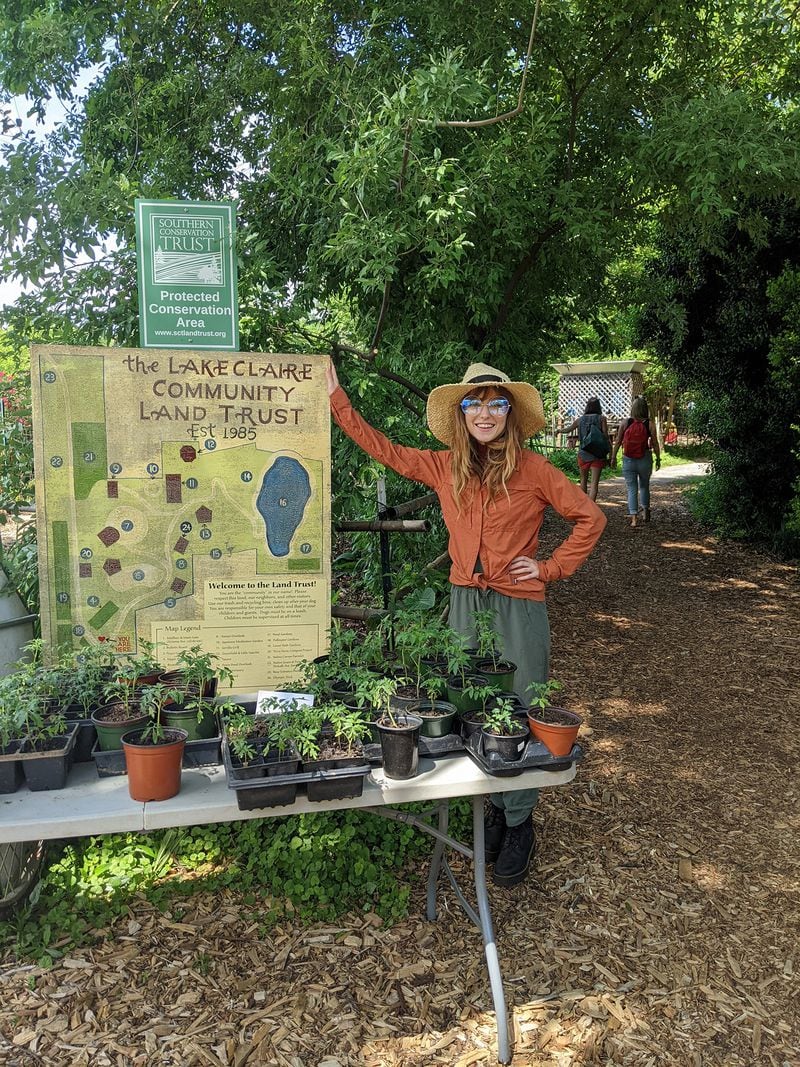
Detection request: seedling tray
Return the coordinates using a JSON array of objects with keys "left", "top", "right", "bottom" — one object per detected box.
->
[
  {"left": 92, "top": 735, "right": 222, "bottom": 778},
  {"left": 464, "top": 731, "right": 583, "bottom": 777},
  {"left": 222, "top": 743, "right": 370, "bottom": 809},
  {"left": 362, "top": 733, "right": 464, "bottom": 764}
]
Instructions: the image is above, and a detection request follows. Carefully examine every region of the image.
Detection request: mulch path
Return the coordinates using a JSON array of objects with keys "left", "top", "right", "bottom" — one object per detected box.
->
[{"left": 2, "top": 474, "right": 799, "bottom": 1066}]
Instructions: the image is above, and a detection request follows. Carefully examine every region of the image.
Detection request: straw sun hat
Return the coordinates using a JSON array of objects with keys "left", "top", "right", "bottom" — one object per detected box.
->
[{"left": 426, "top": 362, "right": 545, "bottom": 446}]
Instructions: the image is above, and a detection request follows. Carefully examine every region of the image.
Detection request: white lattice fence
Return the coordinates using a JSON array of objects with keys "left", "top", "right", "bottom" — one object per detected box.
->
[{"left": 558, "top": 371, "right": 644, "bottom": 419}]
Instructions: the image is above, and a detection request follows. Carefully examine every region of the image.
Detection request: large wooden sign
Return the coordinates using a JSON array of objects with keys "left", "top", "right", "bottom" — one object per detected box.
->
[{"left": 30, "top": 346, "right": 330, "bottom": 689}]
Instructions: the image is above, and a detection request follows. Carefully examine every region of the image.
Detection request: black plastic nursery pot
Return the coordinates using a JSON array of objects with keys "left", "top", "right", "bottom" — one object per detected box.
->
[
  {"left": 222, "top": 741, "right": 299, "bottom": 810},
  {"left": 458, "top": 708, "right": 487, "bottom": 739},
  {"left": 67, "top": 719, "right": 97, "bottom": 763},
  {"left": 376, "top": 714, "right": 423, "bottom": 780},
  {"left": 302, "top": 753, "right": 370, "bottom": 801},
  {"left": 20, "top": 724, "right": 79, "bottom": 791},
  {"left": 481, "top": 726, "right": 530, "bottom": 763},
  {"left": 0, "top": 741, "right": 24, "bottom": 794}
]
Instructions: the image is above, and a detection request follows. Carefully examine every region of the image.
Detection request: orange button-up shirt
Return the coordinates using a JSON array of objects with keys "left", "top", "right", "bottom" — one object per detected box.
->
[{"left": 331, "top": 387, "right": 606, "bottom": 602}]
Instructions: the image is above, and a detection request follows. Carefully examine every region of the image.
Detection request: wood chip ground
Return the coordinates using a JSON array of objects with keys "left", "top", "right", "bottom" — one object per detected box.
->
[{"left": 2, "top": 472, "right": 799, "bottom": 1065}]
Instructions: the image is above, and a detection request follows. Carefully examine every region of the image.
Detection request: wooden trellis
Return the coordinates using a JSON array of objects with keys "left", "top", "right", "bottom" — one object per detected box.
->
[{"left": 552, "top": 360, "right": 646, "bottom": 420}]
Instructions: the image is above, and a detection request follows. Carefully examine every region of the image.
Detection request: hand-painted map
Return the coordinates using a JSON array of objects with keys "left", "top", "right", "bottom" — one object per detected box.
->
[{"left": 31, "top": 346, "right": 331, "bottom": 689}]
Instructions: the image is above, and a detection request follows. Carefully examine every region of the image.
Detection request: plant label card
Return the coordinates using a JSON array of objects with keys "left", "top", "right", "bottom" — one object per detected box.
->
[{"left": 254, "top": 690, "right": 315, "bottom": 718}]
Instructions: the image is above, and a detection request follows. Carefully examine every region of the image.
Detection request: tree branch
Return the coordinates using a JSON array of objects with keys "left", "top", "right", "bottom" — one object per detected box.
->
[{"left": 475, "top": 219, "right": 566, "bottom": 349}]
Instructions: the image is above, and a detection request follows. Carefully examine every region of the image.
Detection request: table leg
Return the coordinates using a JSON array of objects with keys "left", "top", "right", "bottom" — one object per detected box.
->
[
  {"left": 473, "top": 794, "right": 511, "bottom": 1064},
  {"left": 426, "top": 799, "right": 448, "bottom": 921}
]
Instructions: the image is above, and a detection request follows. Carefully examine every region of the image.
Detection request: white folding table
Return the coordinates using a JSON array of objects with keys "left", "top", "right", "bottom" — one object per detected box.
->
[{"left": 0, "top": 751, "right": 577, "bottom": 1063}]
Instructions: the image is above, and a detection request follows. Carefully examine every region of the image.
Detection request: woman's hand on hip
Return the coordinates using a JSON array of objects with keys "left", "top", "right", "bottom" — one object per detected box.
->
[
  {"left": 325, "top": 360, "right": 340, "bottom": 396},
  {"left": 508, "top": 556, "right": 540, "bottom": 583}
]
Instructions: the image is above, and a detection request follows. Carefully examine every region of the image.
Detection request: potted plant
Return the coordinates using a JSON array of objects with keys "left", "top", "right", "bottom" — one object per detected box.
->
[
  {"left": 0, "top": 675, "right": 28, "bottom": 794},
  {"left": 480, "top": 697, "right": 530, "bottom": 763},
  {"left": 17, "top": 693, "right": 78, "bottom": 792},
  {"left": 160, "top": 646, "right": 234, "bottom": 740},
  {"left": 92, "top": 663, "right": 149, "bottom": 752},
  {"left": 526, "top": 680, "right": 582, "bottom": 756},
  {"left": 472, "top": 608, "right": 517, "bottom": 692},
  {"left": 369, "top": 675, "right": 423, "bottom": 780},
  {"left": 387, "top": 608, "right": 449, "bottom": 708},
  {"left": 120, "top": 682, "right": 188, "bottom": 801},
  {"left": 221, "top": 699, "right": 303, "bottom": 809},
  {"left": 404, "top": 696, "right": 459, "bottom": 738},
  {"left": 309, "top": 624, "right": 383, "bottom": 703},
  {"left": 120, "top": 639, "right": 163, "bottom": 688},
  {"left": 223, "top": 702, "right": 301, "bottom": 779},
  {"left": 51, "top": 644, "right": 115, "bottom": 761},
  {"left": 290, "top": 701, "right": 371, "bottom": 801},
  {"left": 444, "top": 628, "right": 494, "bottom": 714}
]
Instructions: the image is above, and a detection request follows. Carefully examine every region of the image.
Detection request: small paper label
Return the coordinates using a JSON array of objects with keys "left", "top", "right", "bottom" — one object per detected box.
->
[{"left": 254, "top": 690, "right": 314, "bottom": 718}]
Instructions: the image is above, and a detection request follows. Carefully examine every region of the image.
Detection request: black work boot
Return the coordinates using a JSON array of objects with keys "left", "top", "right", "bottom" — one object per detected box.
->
[
  {"left": 483, "top": 802, "right": 506, "bottom": 864},
  {"left": 493, "top": 814, "right": 535, "bottom": 887}
]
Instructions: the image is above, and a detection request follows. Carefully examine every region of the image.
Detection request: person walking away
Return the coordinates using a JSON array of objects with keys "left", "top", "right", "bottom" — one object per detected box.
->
[
  {"left": 564, "top": 398, "right": 611, "bottom": 502},
  {"left": 327, "top": 360, "right": 606, "bottom": 886},
  {"left": 610, "top": 396, "right": 661, "bottom": 527}
]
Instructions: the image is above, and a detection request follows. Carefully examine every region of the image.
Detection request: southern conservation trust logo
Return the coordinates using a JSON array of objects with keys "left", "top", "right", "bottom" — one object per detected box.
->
[{"left": 150, "top": 213, "right": 224, "bottom": 286}]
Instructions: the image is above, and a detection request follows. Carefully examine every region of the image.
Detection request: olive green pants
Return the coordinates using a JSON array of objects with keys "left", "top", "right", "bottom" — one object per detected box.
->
[{"left": 449, "top": 586, "right": 550, "bottom": 826}]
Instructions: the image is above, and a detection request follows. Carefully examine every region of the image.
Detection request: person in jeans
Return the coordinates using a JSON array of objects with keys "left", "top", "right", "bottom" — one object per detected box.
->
[
  {"left": 610, "top": 396, "right": 661, "bottom": 527},
  {"left": 564, "top": 397, "right": 611, "bottom": 501},
  {"left": 327, "top": 359, "right": 606, "bottom": 886}
]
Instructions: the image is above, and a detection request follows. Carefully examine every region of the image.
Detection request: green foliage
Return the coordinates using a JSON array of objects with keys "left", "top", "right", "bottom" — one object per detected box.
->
[
  {"left": 0, "top": 806, "right": 464, "bottom": 963},
  {"left": 536, "top": 447, "right": 581, "bottom": 482},
  {"left": 481, "top": 697, "right": 521, "bottom": 737},
  {"left": 2, "top": 3, "right": 799, "bottom": 589},
  {"left": 0, "top": 519, "right": 39, "bottom": 617},
  {"left": 638, "top": 197, "right": 800, "bottom": 556},
  {"left": 174, "top": 645, "right": 234, "bottom": 693},
  {"left": 388, "top": 604, "right": 449, "bottom": 697},
  {"left": 526, "top": 678, "right": 564, "bottom": 710},
  {"left": 137, "top": 683, "right": 184, "bottom": 744},
  {"left": 0, "top": 354, "right": 34, "bottom": 523},
  {"left": 472, "top": 607, "right": 501, "bottom": 667}
]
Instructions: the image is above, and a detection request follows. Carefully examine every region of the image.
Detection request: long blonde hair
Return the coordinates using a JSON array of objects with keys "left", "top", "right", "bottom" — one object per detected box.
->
[{"left": 450, "top": 387, "right": 523, "bottom": 508}]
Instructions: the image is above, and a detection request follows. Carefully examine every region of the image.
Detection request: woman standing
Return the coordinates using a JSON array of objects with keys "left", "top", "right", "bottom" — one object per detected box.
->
[
  {"left": 564, "top": 397, "right": 611, "bottom": 501},
  {"left": 328, "top": 360, "right": 606, "bottom": 886},
  {"left": 611, "top": 396, "right": 661, "bottom": 527}
]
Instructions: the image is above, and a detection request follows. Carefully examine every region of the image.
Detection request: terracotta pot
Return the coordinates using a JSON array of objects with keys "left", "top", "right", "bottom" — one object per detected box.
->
[
  {"left": 158, "top": 671, "right": 218, "bottom": 699},
  {"left": 527, "top": 707, "right": 582, "bottom": 757},
  {"left": 121, "top": 728, "right": 187, "bottom": 801}
]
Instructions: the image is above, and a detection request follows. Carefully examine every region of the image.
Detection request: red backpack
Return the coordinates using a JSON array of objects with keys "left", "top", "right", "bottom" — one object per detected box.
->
[{"left": 622, "top": 418, "right": 649, "bottom": 459}]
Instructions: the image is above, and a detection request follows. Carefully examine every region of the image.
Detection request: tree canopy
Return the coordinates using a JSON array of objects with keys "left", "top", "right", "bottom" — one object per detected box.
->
[
  {"left": 1, "top": 0, "right": 798, "bottom": 391},
  {"left": 638, "top": 196, "right": 800, "bottom": 555},
  {"left": 1, "top": 1, "right": 799, "bottom": 568}
]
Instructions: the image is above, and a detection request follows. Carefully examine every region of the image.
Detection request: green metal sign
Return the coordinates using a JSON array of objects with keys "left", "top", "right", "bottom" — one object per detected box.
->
[{"left": 135, "top": 199, "right": 239, "bottom": 350}]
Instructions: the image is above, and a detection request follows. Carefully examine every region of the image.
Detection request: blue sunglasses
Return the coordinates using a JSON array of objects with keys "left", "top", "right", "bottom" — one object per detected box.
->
[{"left": 460, "top": 396, "right": 511, "bottom": 417}]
